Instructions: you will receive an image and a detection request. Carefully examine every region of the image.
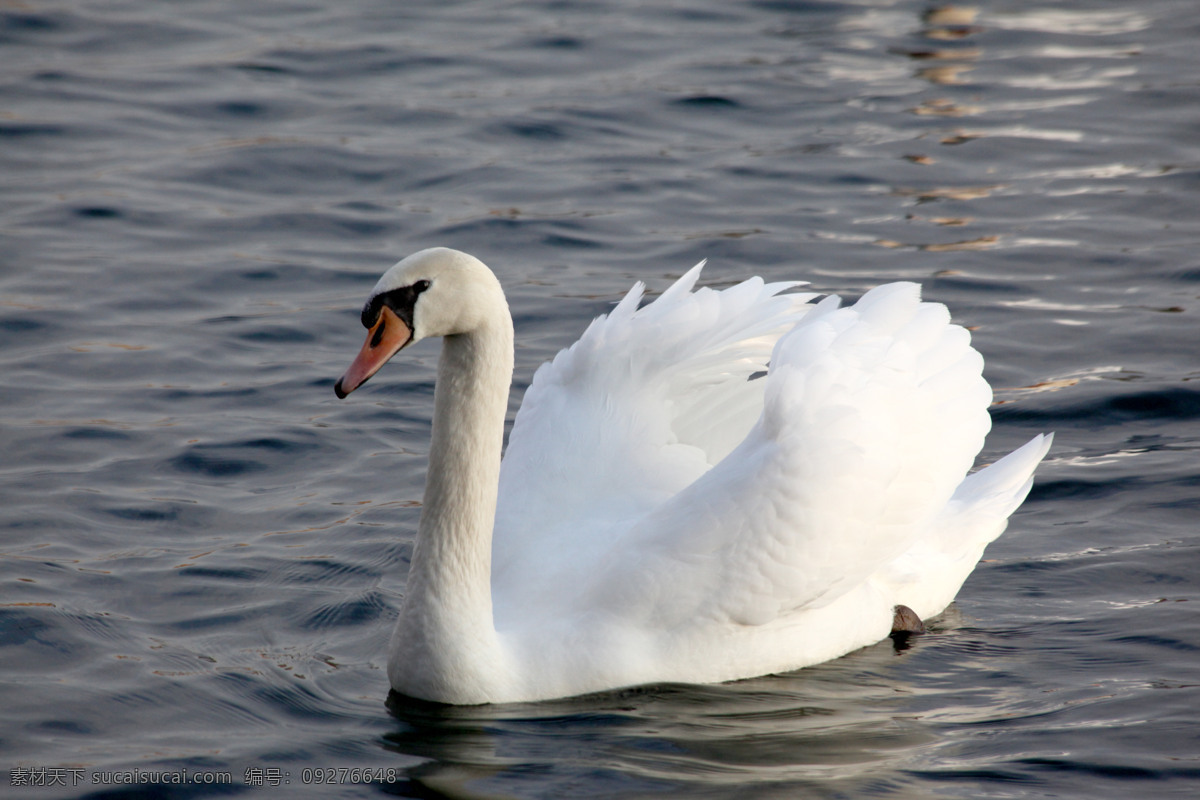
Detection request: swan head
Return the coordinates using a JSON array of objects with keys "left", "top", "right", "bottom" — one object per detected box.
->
[{"left": 334, "top": 247, "right": 504, "bottom": 398}]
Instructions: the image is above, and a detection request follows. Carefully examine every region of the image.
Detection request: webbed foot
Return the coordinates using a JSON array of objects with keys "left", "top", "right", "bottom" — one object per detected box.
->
[
  {"left": 889, "top": 604, "right": 925, "bottom": 650},
  {"left": 891, "top": 604, "right": 925, "bottom": 635}
]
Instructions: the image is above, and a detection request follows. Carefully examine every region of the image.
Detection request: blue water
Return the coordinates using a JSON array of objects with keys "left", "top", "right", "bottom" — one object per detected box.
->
[{"left": 4, "top": 0, "right": 1200, "bottom": 797}]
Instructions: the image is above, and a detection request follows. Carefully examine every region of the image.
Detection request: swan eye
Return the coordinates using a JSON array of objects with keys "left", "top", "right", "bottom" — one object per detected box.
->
[{"left": 414, "top": 279, "right": 431, "bottom": 294}]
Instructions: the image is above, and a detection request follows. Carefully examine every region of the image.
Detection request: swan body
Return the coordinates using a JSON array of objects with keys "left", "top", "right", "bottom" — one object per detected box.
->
[{"left": 335, "top": 247, "right": 1050, "bottom": 704}]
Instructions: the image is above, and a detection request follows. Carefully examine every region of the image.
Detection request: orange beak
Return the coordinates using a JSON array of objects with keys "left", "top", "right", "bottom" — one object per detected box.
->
[{"left": 334, "top": 306, "right": 412, "bottom": 398}]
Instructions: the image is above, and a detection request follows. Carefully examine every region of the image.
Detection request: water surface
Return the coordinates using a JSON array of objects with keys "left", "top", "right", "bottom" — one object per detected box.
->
[{"left": 3, "top": 0, "right": 1200, "bottom": 797}]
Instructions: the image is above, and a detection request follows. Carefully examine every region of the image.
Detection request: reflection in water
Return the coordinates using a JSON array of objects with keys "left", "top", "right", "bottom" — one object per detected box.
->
[
  {"left": 378, "top": 610, "right": 1127, "bottom": 798},
  {"left": 915, "top": 61, "right": 975, "bottom": 86},
  {"left": 915, "top": 5, "right": 981, "bottom": 84},
  {"left": 880, "top": 5, "right": 993, "bottom": 253},
  {"left": 910, "top": 97, "right": 981, "bottom": 116},
  {"left": 891, "top": 185, "right": 1004, "bottom": 202},
  {"left": 380, "top": 640, "right": 945, "bottom": 797},
  {"left": 875, "top": 235, "right": 998, "bottom": 253},
  {"left": 883, "top": 4, "right": 1124, "bottom": 255},
  {"left": 924, "top": 5, "right": 980, "bottom": 29}
]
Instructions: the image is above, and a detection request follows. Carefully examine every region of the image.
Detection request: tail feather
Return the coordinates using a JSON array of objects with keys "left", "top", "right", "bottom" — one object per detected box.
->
[
  {"left": 871, "top": 433, "right": 1052, "bottom": 619},
  {"left": 953, "top": 433, "right": 1054, "bottom": 528}
]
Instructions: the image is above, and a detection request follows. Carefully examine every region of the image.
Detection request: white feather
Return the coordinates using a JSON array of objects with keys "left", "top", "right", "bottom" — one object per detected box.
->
[{"left": 338, "top": 248, "right": 1051, "bottom": 704}]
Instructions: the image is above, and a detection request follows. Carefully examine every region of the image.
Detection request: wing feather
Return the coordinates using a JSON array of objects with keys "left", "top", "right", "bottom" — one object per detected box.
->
[
  {"left": 492, "top": 264, "right": 815, "bottom": 596},
  {"left": 588, "top": 282, "right": 995, "bottom": 629}
]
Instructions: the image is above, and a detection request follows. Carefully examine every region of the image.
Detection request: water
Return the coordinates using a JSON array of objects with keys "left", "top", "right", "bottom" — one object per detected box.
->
[{"left": 3, "top": 0, "right": 1199, "bottom": 797}]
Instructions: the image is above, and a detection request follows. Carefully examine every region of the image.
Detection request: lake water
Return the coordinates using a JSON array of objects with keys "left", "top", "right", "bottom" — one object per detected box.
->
[{"left": 3, "top": 0, "right": 1200, "bottom": 797}]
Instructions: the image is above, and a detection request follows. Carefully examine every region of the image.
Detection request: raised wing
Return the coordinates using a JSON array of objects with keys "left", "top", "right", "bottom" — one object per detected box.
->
[
  {"left": 586, "top": 282, "right": 996, "bottom": 629},
  {"left": 492, "top": 264, "right": 816, "bottom": 593}
]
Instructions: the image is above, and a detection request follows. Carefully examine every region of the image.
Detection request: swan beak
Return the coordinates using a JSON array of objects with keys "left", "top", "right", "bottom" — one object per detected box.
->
[{"left": 334, "top": 306, "right": 412, "bottom": 398}]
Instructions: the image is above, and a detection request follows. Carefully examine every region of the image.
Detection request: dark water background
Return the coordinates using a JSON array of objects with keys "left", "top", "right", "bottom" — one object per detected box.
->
[{"left": 4, "top": 0, "right": 1200, "bottom": 797}]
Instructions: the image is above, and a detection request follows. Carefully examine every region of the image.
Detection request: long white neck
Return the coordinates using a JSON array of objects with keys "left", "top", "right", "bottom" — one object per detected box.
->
[{"left": 389, "top": 312, "right": 514, "bottom": 703}]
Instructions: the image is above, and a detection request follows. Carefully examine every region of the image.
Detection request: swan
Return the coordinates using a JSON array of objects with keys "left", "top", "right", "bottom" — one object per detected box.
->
[{"left": 334, "top": 247, "right": 1050, "bottom": 705}]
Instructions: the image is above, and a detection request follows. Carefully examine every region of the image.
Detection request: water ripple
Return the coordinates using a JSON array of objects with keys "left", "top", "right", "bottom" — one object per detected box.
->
[{"left": 3, "top": 0, "right": 1199, "bottom": 795}]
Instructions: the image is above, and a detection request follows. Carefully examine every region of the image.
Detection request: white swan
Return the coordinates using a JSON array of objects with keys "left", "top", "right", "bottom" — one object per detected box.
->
[{"left": 334, "top": 247, "right": 1050, "bottom": 705}]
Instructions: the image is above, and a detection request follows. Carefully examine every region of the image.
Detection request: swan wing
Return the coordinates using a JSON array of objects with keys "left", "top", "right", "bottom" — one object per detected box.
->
[
  {"left": 595, "top": 282, "right": 997, "bottom": 628},
  {"left": 493, "top": 263, "right": 816, "bottom": 587}
]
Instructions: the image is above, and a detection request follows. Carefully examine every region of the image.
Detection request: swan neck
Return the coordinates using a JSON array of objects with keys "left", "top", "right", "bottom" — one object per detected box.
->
[
  {"left": 422, "top": 325, "right": 512, "bottom": 561},
  {"left": 393, "top": 314, "right": 513, "bottom": 702}
]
